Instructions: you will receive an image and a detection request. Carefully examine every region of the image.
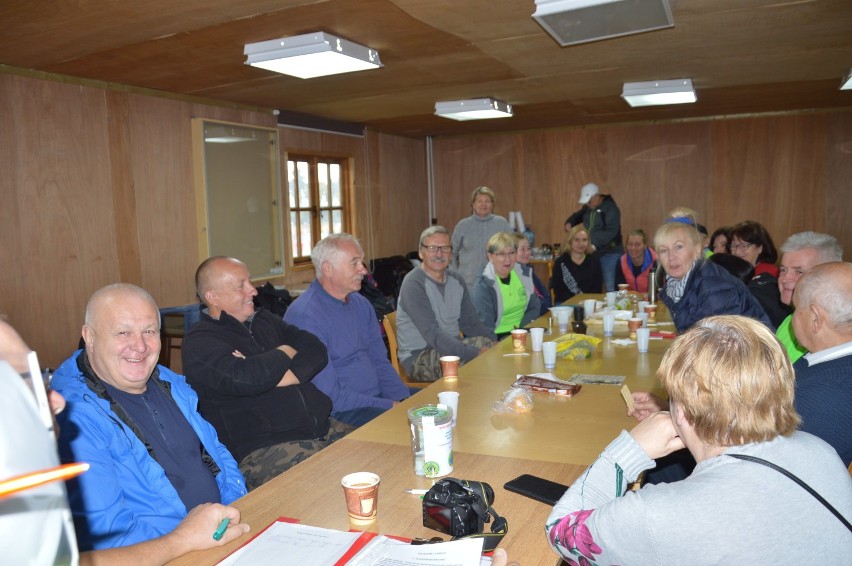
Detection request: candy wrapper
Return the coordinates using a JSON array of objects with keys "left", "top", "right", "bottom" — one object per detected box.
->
[
  {"left": 492, "top": 387, "right": 534, "bottom": 414},
  {"left": 552, "top": 333, "right": 602, "bottom": 360},
  {"left": 513, "top": 374, "right": 582, "bottom": 397}
]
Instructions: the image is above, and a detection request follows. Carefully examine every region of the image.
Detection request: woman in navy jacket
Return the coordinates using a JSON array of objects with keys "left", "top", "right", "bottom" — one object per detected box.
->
[{"left": 655, "top": 221, "right": 772, "bottom": 333}]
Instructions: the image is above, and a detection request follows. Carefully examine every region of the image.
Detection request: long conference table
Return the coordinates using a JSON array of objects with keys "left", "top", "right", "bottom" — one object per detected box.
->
[{"left": 170, "top": 296, "right": 672, "bottom": 565}]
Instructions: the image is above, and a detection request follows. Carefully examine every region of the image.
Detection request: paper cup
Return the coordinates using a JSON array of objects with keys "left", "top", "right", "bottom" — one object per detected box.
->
[
  {"left": 644, "top": 304, "right": 658, "bottom": 322},
  {"left": 529, "top": 327, "right": 545, "bottom": 352},
  {"left": 341, "top": 472, "right": 380, "bottom": 524},
  {"left": 628, "top": 318, "right": 642, "bottom": 339},
  {"left": 439, "top": 355, "right": 460, "bottom": 379},
  {"left": 510, "top": 329, "right": 528, "bottom": 351}
]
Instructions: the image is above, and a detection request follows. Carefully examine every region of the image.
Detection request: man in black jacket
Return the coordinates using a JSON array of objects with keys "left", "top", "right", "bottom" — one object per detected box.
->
[
  {"left": 564, "top": 182, "right": 623, "bottom": 292},
  {"left": 182, "top": 256, "right": 352, "bottom": 490}
]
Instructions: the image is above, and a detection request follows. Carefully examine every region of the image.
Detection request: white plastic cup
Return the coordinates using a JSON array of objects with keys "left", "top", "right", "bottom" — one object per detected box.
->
[
  {"left": 602, "top": 311, "right": 616, "bottom": 337},
  {"left": 638, "top": 312, "right": 649, "bottom": 327},
  {"left": 542, "top": 341, "right": 557, "bottom": 369},
  {"left": 637, "top": 301, "right": 649, "bottom": 314},
  {"left": 529, "top": 327, "right": 545, "bottom": 352},
  {"left": 636, "top": 327, "right": 651, "bottom": 353},
  {"left": 583, "top": 299, "right": 596, "bottom": 317},
  {"left": 557, "top": 309, "right": 570, "bottom": 333},
  {"left": 605, "top": 292, "right": 616, "bottom": 309},
  {"left": 437, "top": 391, "right": 460, "bottom": 427}
]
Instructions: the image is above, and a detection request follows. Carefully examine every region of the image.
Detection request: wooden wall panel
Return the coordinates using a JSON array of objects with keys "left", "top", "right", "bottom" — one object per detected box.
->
[
  {"left": 363, "top": 131, "right": 427, "bottom": 256},
  {"left": 1, "top": 76, "right": 118, "bottom": 367},
  {"left": 0, "top": 73, "right": 276, "bottom": 367},
  {"left": 824, "top": 113, "right": 852, "bottom": 255}
]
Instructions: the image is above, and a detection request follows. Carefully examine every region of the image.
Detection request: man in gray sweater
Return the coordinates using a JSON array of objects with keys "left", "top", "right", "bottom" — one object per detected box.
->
[{"left": 396, "top": 226, "right": 496, "bottom": 382}]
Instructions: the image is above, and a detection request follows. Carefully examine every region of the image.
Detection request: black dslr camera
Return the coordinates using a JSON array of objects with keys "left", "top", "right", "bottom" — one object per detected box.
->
[{"left": 422, "top": 478, "right": 496, "bottom": 537}]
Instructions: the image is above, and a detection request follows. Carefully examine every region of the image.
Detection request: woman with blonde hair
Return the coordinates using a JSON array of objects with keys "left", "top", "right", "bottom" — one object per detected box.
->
[
  {"left": 550, "top": 224, "right": 602, "bottom": 304},
  {"left": 471, "top": 232, "right": 539, "bottom": 338},
  {"left": 654, "top": 221, "right": 770, "bottom": 332},
  {"left": 547, "top": 315, "right": 852, "bottom": 565}
]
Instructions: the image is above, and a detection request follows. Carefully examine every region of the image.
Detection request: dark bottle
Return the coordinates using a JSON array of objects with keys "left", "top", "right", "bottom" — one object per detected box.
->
[{"left": 571, "top": 305, "right": 587, "bottom": 334}]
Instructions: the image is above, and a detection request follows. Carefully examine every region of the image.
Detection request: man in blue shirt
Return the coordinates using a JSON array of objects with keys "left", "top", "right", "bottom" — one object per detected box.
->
[
  {"left": 51, "top": 283, "right": 246, "bottom": 551},
  {"left": 285, "top": 234, "right": 411, "bottom": 426}
]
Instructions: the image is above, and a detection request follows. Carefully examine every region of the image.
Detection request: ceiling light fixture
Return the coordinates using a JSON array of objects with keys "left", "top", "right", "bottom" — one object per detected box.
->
[
  {"left": 434, "top": 98, "right": 513, "bottom": 121},
  {"left": 841, "top": 68, "right": 852, "bottom": 90},
  {"left": 621, "top": 79, "right": 697, "bottom": 107},
  {"left": 532, "top": 0, "right": 674, "bottom": 47},
  {"left": 244, "top": 32, "right": 382, "bottom": 79}
]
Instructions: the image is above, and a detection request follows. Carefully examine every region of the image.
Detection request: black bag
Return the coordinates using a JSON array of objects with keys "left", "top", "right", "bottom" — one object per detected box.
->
[
  {"left": 359, "top": 272, "right": 394, "bottom": 322},
  {"left": 253, "top": 282, "right": 292, "bottom": 317}
]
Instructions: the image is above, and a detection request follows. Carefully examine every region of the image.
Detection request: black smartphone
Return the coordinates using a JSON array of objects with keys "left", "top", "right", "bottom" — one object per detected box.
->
[{"left": 504, "top": 474, "right": 569, "bottom": 506}]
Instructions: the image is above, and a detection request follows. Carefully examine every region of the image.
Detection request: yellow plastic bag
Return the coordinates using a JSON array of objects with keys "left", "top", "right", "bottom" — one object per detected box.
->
[{"left": 552, "top": 333, "right": 602, "bottom": 360}]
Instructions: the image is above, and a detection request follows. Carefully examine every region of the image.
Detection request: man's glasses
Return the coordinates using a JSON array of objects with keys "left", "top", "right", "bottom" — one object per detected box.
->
[
  {"left": 422, "top": 245, "right": 452, "bottom": 253},
  {"left": 730, "top": 242, "right": 754, "bottom": 252}
]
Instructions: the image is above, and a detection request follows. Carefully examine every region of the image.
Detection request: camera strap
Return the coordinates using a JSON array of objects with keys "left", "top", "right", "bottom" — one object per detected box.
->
[{"left": 447, "top": 478, "right": 509, "bottom": 553}]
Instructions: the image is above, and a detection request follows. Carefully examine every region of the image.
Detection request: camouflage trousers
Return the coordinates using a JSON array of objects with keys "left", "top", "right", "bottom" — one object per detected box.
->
[
  {"left": 407, "top": 336, "right": 495, "bottom": 382},
  {"left": 239, "top": 418, "right": 355, "bottom": 491}
]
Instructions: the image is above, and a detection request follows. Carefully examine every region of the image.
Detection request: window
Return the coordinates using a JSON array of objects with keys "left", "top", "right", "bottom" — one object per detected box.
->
[{"left": 286, "top": 154, "right": 350, "bottom": 263}]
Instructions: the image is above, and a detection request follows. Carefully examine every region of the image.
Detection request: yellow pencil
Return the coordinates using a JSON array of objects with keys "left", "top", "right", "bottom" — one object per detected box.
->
[{"left": 0, "top": 462, "right": 90, "bottom": 498}]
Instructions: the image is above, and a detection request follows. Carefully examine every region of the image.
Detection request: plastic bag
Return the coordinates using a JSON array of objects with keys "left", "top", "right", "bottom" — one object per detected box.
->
[
  {"left": 552, "top": 333, "right": 602, "bottom": 360},
  {"left": 492, "top": 387, "right": 534, "bottom": 414}
]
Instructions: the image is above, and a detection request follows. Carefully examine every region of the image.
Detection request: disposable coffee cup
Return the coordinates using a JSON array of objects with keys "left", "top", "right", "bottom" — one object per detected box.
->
[
  {"left": 637, "top": 301, "right": 649, "bottom": 314},
  {"left": 605, "top": 292, "right": 616, "bottom": 308},
  {"left": 636, "top": 327, "right": 651, "bottom": 353},
  {"left": 529, "top": 327, "right": 545, "bottom": 352},
  {"left": 557, "top": 309, "right": 570, "bottom": 333},
  {"left": 602, "top": 311, "right": 616, "bottom": 337},
  {"left": 341, "top": 472, "right": 380, "bottom": 524},
  {"left": 638, "top": 312, "right": 649, "bottom": 327},
  {"left": 511, "top": 329, "right": 528, "bottom": 351},
  {"left": 628, "top": 317, "right": 642, "bottom": 339},
  {"left": 583, "top": 299, "right": 596, "bottom": 317},
  {"left": 542, "top": 341, "right": 557, "bottom": 369},
  {"left": 437, "top": 391, "right": 460, "bottom": 427},
  {"left": 439, "top": 355, "right": 460, "bottom": 379},
  {"left": 644, "top": 304, "right": 658, "bottom": 322}
]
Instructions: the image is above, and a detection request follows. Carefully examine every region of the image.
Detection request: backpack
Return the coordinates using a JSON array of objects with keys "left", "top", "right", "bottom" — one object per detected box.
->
[{"left": 253, "top": 282, "right": 292, "bottom": 317}]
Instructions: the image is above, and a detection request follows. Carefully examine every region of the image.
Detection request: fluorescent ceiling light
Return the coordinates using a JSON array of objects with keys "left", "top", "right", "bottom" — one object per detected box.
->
[
  {"left": 204, "top": 126, "right": 256, "bottom": 144},
  {"left": 622, "top": 79, "right": 697, "bottom": 107},
  {"left": 533, "top": 0, "right": 673, "bottom": 47},
  {"left": 841, "top": 69, "right": 852, "bottom": 90},
  {"left": 434, "top": 98, "right": 513, "bottom": 121},
  {"left": 244, "top": 32, "right": 382, "bottom": 79}
]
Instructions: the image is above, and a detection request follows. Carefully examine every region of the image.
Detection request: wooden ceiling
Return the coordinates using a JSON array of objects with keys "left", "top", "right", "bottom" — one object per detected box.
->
[{"left": 3, "top": 0, "right": 851, "bottom": 137}]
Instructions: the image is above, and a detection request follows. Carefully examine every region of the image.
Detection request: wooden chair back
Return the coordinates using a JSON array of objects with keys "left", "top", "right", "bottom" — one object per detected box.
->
[{"left": 382, "top": 311, "right": 428, "bottom": 389}]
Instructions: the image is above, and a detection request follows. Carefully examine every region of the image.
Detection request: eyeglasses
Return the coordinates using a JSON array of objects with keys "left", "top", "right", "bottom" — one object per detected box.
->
[
  {"left": 422, "top": 245, "right": 452, "bottom": 253},
  {"left": 491, "top": 250, "right": 517, "bottom": 259},
  {"left": 730, "top": 242, "right": 754, "bottom": 252}
]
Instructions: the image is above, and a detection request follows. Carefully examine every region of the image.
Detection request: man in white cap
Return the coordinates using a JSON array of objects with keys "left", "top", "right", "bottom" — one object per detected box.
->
[{"left": 564, "top": 182, "right": 624, "bottom": 292}]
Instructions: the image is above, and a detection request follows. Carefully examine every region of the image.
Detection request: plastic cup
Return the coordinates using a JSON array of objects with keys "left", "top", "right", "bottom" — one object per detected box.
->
[
  {"left": 557, "top": 309, "right": 570, "bottom": 333},
  {"left": 605, "top": 292, "right": 616, "bottom": 308},
  {"left": 529, "top": 327, "right": 545, "bottom": 352},
  {"left": 439, "top": 355, "right": 460, "bottom": 379},
  {"left": 542, "top": 342, "right": 557, "bottom": 369},
  {"left": 637, "top": 301, "right": 649, "bottom": 314},
  {"left": 602, "top": 311, "right": 616, "bottom": 337},
  {"left": 638, "top": 312, "right": 649, "bottom": 327},
  {"left": 628, "top": 317, "right": 642, "bottom": 339},
  {"left": 511, "top": 329, "right": 528, "bottom": 351},
  {"left": 437, "top": 391, "right": 460, "bottom": 427},
  {"left": 341, "top": 472, "right": 380, "bottom": 524},
  {"left": 583, "top": 299, "right": 596, "bottom": 317},
  {"left": 636, "top": 327, "right": 651, "bottom": 353}
]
